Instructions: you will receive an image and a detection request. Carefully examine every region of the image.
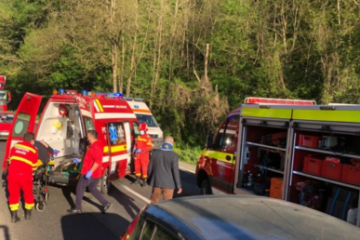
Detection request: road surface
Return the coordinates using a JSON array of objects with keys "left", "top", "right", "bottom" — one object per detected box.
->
[{"left": 0, "top": 142, "right": 198, "bottom": 240}]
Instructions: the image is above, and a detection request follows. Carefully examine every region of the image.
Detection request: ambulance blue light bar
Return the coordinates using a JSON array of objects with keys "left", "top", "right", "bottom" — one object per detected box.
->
[
  {"left": 59, "top": 88, "right": 65, "bottom": 94},
  {"left": 122, "top": 97, "right": 144, "bottom": 102}
]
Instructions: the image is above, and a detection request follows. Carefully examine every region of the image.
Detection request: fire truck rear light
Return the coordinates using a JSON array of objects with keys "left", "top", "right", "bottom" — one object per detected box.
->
[{"left": 245, "top": 97, "right": 316, "bottom": 105}]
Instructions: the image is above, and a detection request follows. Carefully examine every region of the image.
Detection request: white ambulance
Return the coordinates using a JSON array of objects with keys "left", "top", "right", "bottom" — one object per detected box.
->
[{"left": 124, "top": 98, "right": 163, "bottom": 149}]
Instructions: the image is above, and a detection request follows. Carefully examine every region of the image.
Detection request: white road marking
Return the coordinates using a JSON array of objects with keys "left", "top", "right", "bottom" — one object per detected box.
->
[{"left": 120, "top": 184, "right": 151, "bottom": 204}]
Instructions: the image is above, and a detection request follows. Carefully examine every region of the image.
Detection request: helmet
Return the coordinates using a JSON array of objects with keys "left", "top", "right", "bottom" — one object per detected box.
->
[{"left": 139, "top": 123, "right": 148, "bottom": 132}]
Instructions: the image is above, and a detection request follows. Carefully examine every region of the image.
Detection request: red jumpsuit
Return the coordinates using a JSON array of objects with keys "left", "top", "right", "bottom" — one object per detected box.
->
[
  {"left": 7, "top": 141, "right": 38, "bottom": 211},
  {"left": 134, "top": 134, "right": 153, "bottom": 179}
]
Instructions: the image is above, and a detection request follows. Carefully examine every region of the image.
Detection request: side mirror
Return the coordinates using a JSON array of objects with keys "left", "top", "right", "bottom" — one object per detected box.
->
[{"left": 205, "top": 133, "right": 214, "bottom": 148}]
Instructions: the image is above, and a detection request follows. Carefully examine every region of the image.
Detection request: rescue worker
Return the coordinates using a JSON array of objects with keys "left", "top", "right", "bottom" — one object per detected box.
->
[
  {"left": 7, "top": 132, "right": 38, "bottom": 223},
  {"left": 133, "top": 123, "right": 153, "bottom": 187}
]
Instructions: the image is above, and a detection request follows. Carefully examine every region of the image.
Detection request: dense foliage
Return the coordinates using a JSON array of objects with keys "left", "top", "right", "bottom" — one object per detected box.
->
[{"left": 1, "top": 0, "right": 360, "bottom": 146}]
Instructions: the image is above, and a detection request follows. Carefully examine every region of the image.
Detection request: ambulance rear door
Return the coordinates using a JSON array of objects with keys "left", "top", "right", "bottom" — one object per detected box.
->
[
  {"left": 3, "top": 93, "right": 42, "bottom": 169},
  {"left": 105, "top": 121, "right": 131, "bottom": 181}
]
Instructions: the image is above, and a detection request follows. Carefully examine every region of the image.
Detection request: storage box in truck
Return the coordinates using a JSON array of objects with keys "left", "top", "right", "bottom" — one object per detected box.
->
[
  {"left": 124, "top": 97, "right": 163, "bottom": 149},
  {"left": 3, "top": 89, "right": 139, "bottom": 193},
  {"left": 196, "top": 97, "right": 360, "bottom": 227}
]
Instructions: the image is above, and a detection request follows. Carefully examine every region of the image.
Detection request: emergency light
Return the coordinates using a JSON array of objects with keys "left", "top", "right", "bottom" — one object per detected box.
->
[
  {"left": 81, "top": 90, "right": 87, "bottom": 96},
  {"left": 59, "top": 88, "right": 65, "bottom": 95},
  {"left": 245, "top": 97, "right": 316, "bottom": 105}
]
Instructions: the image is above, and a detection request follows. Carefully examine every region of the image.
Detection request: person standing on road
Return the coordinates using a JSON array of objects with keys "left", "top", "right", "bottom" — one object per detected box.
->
[
  {"left": 148, "top": 136, "right": 182, "bottom": 203},
  {"left": 7, "top": 132, "right": 38, "bottom": 223},
  {"left": 67, "top": 130, "right": 112, "bottom": 214},
  {"left": 132, "top": 123, "right": 153, "bottom": 187}
]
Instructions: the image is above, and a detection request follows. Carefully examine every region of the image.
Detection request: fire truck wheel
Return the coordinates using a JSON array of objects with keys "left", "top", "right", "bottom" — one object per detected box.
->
[
  {"left": 36, "top": 202, "right": 46, "bottom": 212},
  {"left": 199, "top": 179, "right": 212, "bottom": 195}
]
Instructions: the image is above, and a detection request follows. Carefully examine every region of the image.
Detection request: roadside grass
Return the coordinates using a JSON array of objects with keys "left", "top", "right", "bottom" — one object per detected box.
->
[{"left": 174, "top": 145, "right": 202, "bottom": 165}]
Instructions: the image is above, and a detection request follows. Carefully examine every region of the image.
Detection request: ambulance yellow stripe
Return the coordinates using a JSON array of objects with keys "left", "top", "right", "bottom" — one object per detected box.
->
[
  {"left": 201, "top": 150, "right": 235, "bottom": 164},
  {"left": 293, "top": 109, "right": 360, "bottom": 123},
  {"left": 241, "top": 108, "right": 292, "bottom": 119},
  {"left": 103, "top": 145, "right": 127, "bottom": 153},
  {"left": 95, "top": 99, "right": 104, "bottom": 112},
  {"left": 14, "top": 144, "right": 36, "bottom": 154}
]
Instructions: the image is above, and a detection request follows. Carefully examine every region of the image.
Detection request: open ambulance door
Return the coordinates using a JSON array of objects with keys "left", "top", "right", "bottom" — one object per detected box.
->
[
  {"left": 103, "top": 121, "right": 131, "bottom": 192},
  {"left": 3, "top": 93, "right": 42, "bottom": 170}
]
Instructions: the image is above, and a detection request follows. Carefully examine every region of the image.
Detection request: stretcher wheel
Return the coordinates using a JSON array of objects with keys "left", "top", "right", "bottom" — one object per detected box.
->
[{"left": 36, "top": 202, "right": 46, "bottom": 212}]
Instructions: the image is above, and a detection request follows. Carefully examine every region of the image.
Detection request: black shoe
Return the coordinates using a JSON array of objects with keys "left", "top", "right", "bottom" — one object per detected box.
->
[
  {"left": 102, "top": 203, "right": 112, "bottom": 214},
  {"left": 131, "top": 177, "right": 141, "bottom": 185},
  {"left": 67, "top": 208, "right": 82, "bottom": 214},
  {"left": 25, "top": 209, "right": 32, "bottom": 220},
  {"left": 142, "top": 179, "right": 147, "bottom": 187},
  {"left": 11, "top": 211, "right": 20, "bottom": 223}
]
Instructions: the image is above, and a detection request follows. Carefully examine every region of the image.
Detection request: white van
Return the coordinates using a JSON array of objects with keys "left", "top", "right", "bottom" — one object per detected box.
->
[{"left": 124, "top": 98, "right": 164, "bottom": 149}]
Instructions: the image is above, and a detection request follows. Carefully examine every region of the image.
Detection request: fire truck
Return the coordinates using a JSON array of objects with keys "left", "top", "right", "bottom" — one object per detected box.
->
[
  {"left": 0, "top": 75, "right": 13, "bottom": 139},
  {"left": 196, "top": 97, "right": 360, "bottom": 226},
  {"left": 3, "top": 89, "right": 139, "bottom": 193}
]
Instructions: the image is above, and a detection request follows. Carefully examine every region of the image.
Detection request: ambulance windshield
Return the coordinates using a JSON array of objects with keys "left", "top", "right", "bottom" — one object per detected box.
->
[{"left": 135, "top": 114, "right": 158, "bottom": 127}]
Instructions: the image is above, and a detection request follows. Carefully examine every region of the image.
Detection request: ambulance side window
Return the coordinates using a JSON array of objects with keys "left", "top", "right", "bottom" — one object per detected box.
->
[
  {"left": 108, "top": 122, "right": 126, "bottom": 145},
  {"left": 83, "top": 117, "right": 95, "bottom": 131},
  {"left": 12, "top": 113, "right": 30, "bottom": 137}
]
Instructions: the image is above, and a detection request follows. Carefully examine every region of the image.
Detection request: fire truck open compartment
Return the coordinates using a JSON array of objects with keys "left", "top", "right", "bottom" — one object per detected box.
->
[
  {"left": 239, "top": 117, "right": 291, "bottom": 199},
  {"left": 287, "top": 119, "right": 360, "bottom": 224}
]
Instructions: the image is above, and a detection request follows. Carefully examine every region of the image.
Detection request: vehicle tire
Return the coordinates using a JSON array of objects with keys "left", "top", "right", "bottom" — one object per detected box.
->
[
  {"left": 199, "top": 178, "right": 212, "bottom": 195},
  {"left": 99, "top": 169, "right": 111, "bottom": 194},
  {"left": 36, "top": 202, "right": 46, "bottom": 212}
]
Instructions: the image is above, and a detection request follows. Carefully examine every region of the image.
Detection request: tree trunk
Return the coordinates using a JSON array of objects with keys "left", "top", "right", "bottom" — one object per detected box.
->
[{"left": 119, "top": 34, "right": 125, "bottom": 93}]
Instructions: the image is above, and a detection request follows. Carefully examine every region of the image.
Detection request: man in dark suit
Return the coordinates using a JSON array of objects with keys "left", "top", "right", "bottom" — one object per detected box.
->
[{"left": 148, "top": 136, "right": 182, "bottom": 203}]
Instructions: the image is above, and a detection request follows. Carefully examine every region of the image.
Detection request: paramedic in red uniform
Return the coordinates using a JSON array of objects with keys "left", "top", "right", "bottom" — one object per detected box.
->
[
  {"left": 133, "top": 123, "right": 153, "bottom": 187},
  {"left": 7, "top": 132, "right": 38, "bottom": 223},
  {"left": 67, "top": 130, "right": 112, "bottom": 214}
]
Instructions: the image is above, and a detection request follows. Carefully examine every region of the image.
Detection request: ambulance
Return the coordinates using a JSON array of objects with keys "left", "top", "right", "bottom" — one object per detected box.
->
[
  {"left": 3, "top": 89, "right": 139, "bottom": 193},
  {"left": 124, "top": 98, "right": 163, "bottom": 149},
  {"left": 196, "top": 97, "right": 360, "bottom": 226}
]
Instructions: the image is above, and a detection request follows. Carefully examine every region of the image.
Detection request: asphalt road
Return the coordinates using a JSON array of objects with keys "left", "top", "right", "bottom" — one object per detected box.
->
[{"left": 0, "top": 142, "right": 198, "bottom": 240}]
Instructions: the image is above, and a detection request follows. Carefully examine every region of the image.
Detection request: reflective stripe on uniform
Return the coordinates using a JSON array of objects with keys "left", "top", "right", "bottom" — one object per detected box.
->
[
  {"left": 137, "top": 137, "right": 147, "bottom": 142},
  {"left": 25, "top": 203, "right": 34, "bottom": 210},
  {"left": 147, "top": 143, "right": 153, "bottom": 146},
  {"left": 10, "top": 203, "right": 19, "bottom": 211},
  {"left": 10, "top": 156, "right": 36, "bottom": 167},
  {"left": 14, "top": 144, "right": 36, "bottom": 154}
]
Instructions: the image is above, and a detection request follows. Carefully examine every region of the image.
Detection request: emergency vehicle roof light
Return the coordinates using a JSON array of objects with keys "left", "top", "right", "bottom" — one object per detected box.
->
[
  {"left": 106, "top": 93, "right": 122, "bottom": 98},
  {"left": 122, "top": 97, "right": 133, "bottom": 101},
  {"left": 245, "top": 97, "right": 316, "bottom": 105},
  {"left": 53, "top": 90, "right": 58, "bottom": 95},
  {"left": 59, "top": 88, "right": 65, "bottom": 95},
  {"left": 81, "top": 90, "right": 87, "bottom": 96}
]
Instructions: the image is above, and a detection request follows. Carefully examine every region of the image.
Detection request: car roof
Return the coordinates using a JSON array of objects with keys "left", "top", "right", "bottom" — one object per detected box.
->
[{"left": 152, "top": 195, "right": 360, "bottom": 240}]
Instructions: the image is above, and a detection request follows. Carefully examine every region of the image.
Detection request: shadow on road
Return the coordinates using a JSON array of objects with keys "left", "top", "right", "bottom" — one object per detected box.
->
[
  {"left": 61, "top": 213, "right": 128, "bottom": 240},
  {"left": 108, "top": 183, "right": 140, "bottom": 219},
  {"left": 0, "top": 225, "right": 10, "bottom": 240}
]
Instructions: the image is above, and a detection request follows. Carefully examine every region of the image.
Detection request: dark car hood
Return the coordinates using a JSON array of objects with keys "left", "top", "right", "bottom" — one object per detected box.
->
[{"left": 156, "top": 195, "right": 360, "bottom": 240}]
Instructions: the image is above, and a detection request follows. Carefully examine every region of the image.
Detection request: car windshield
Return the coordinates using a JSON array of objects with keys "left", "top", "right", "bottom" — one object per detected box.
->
[{"left": 135, "top": 114, "right": 158, "bottom": 127}]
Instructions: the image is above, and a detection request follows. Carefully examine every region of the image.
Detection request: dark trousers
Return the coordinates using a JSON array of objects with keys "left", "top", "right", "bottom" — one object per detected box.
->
[{"left": 75, "top": 175, "right": 109, "bottom": 210}]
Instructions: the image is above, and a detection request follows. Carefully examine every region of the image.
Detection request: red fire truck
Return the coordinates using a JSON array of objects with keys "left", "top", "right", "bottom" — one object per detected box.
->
[
  {"left": 196, "top": 97, "right": 360, "bottom": 227},
  {"left": 3, "top": 89, "right": 140, "bottom": 193},
  {"left": 0, "top": 75, "right": 13, "bottom": 139}
]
